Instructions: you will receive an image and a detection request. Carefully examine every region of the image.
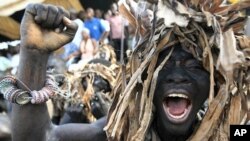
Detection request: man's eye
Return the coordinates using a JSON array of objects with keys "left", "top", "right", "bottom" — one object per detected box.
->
[
  {"left": 185, "top": 60, "right": 202, "bottom": 70},
  {"left": 163, "top": 61, "right": 173, "bottom": 69},
  {"left": 187, "top": 65, "right": 202, "bottom": 70}
]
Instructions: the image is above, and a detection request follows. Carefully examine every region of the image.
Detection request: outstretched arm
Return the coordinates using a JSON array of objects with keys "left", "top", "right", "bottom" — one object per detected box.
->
[
  {"left": 12, "top": 4, "right": 77, "bottom": 141},
  {"left": 51, "top": 117, "right": 107, "bottom": 141}
]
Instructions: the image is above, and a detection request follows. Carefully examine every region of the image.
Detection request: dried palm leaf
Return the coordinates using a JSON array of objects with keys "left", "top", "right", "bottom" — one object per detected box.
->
[
  {"left": 105, "top": 0, "right": 250, "bottom": 141},
  {"left": 51, "top": 60, "right": 119, "bottom": 122},
  {"left": 94, "top": 44, "right": 117, "bottom": 64}
]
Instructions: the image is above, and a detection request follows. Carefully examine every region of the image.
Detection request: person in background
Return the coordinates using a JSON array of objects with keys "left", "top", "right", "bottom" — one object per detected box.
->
[
  {"left": 63, "top": 10, "right": 85, "bottom": 67},
  {"left": 71, "top": 10, "right": 86, "bottom": 49},
  {"left": 67, "top": 28, "right": 98, "bottom": 72},
  {"left": 84, "top": 8, "right": 109, "bottom": 44},
  {"left": 107, "top": 3, "right": 128, "bottom": 62},
  {"left": 127, "top": 25, "right": 136, "bottom": 50},
  {"left": 245, "top": 7, "right": 250, "bottom": 36},
  {"left": 79, "top": 28, "right": 98, "bottom": 62},
  {"left": 95, "top": 9, "right": 111, "bottom": 44},
  {"left": 0, "top": 44, "right": 20, "bottom": 76}
]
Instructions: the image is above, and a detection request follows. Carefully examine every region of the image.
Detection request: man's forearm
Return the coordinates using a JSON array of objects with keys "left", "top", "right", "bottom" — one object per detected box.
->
[
  {"left": 99, "top": 31, "right": 109, "bottom": 43},
  {"left": 17, "top": 47, "right": 49, "bottom": 89},
  {"left": 11, "top": 3, "right": 78, "bottom": 141},
  {"left": 12, "top": 47, "right": 51, "bottom": 141}
]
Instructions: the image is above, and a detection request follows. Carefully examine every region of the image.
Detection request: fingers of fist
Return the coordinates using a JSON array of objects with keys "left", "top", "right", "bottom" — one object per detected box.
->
[
  {"left": 22, "top": 4, "right": 78, "bottom": 51},
  {"left": 27, "top": 4, "right": 70, "bottom": 30}
]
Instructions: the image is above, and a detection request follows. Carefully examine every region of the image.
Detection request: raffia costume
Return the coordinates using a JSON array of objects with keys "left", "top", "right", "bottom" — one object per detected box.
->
[
  {"left": 105, "top": 0, "right": 250, "bottom": 141},
  {"left": 52, "top": 44, "right": 119, "bottom": 122}
]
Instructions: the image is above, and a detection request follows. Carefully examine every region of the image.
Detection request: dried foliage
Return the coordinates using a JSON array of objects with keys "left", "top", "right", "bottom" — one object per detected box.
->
[
  {"left": 61, "top": 63, "right": 118, "bottom": 121},
  {"left": 94, "top": 44, "right": 117, "bottom": 64},
  {"left": 62, "top": 63, "right": 119, "bottom": 122},
  {"left": 51, "top": 45, "right": 119, "bottom": 122},
  {"left": 105, "top": 0, "right": 250, "bottom": 141}
]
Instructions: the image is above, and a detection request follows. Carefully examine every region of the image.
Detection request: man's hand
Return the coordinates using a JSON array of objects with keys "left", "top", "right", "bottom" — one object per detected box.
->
[
  {"left": 20, "top": 4, "right": 78, "bottom": 52},
  {"left": 90, "top": 92, "right": 111, "bottom": 119},
  {"left": 59, "top": 103, "right": 89, "bottom": 124},
  {"left": 65, "top": 103, "right": 85, "bottom": 118}
]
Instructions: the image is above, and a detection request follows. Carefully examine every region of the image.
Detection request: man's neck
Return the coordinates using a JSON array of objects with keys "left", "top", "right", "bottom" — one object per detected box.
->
[
  {"left": 153, "top": 121, "right": 194, "bottom": 141},
  {"left": 157, "top": 132, "right": 190, "bottom": 141}
]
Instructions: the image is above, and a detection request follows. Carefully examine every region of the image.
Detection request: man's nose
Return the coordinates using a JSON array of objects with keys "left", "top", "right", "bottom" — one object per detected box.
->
[{"left": 165, "top": 68, "right": 190, "bottom": 84}]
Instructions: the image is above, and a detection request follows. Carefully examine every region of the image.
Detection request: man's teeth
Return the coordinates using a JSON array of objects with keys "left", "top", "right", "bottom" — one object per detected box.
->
[{"left": 168, "top": 93, "right": 188, "bottom": 99}]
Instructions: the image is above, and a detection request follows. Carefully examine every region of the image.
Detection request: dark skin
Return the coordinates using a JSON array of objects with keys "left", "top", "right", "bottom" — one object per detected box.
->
[
  {"left": 59, "top": 103, "right": 90, "bottom": 124},
  {"left": 0, "top": 114, "right": 11, "bottom": 141},
  {"left": 13, "top": 4, "right": 210, "bottom": 141},
  {"left": 154, "top": 46, "right": 210, "bottom": 141},
  {"left": 60, "top": 59, "right": 112, "bottom": 124},
  {"left": 12, "top": 4, "right": 100, "bottom": 141},
  {"left": 59, "top": 76, "right": 111, "bottom": 124},
  {"left": 59, "top": 91, "right": 110, "bottom": 124},
  {"left": 48, "top": 60, "right": 110, "bottom": 125},
  {"left": 90, "top": 92, "right": 110, "bottom": 119},
  {"left": 13, "top": 4, "right": 106, "bottom": 141}
]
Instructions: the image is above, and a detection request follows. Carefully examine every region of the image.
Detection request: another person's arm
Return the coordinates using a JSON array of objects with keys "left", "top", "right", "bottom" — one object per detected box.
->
[
  {"left": 12, "top": 4, "right": 76, "bottom": 141},
  {"left": 99, "top": 31, "right": 109, "bottom": 44},
  {"left": 14, "top": 4, "right": 107, "bottom": 141},
  {"left": 80, "top": 39, "right": 86, "bottom": 54},
  {"left": 98, "top": 20, "right": 109, "bottom": 44},
  {"left": 92, "top": 39, "right": 98, "bottom": 55},
  {"left": 66, "top": 51, "right": 81, "bottom": 60},
  {"left": 50, "top": 117, "right": 107, "bottom": 141},
  {"left": 13, "top": 4, "right": 108, "bottom": 141}
]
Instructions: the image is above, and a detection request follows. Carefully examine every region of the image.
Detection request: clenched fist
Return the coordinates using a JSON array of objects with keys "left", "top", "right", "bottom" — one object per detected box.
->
[{"left": 20, "top": 4, "right": 78, "bottom": 52}]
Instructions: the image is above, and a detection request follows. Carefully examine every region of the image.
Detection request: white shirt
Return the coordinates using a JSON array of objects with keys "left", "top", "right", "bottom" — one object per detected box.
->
[
  {"left": 100, "top": 19, "right": 110, "bottom": 44},
  {"left": 72, "top": 19, "right": 85, "bottom": 48}
]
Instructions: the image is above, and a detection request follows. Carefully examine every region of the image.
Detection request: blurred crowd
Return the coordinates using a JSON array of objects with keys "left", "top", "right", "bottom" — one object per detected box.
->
[
  {"left": 0, "top": 2, "right": 138, "bottom": 77},
  {"left": 0, "top": 41, "right": 20, "bottom": 77},
  {"left": 62, "top": 2, "right": 135, "bottom": 69},
  {"left": 0, "top": 3, "right": 135, "bottom": 139}
]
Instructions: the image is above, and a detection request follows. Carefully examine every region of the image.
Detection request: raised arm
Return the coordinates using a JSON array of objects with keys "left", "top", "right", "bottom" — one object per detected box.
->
[{"left": 12, "top": 4, "right": 77, "bottom": 141}]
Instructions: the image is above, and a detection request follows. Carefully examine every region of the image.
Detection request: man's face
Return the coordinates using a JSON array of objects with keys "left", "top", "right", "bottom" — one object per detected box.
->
[
  {"left": 111, "top": 3, "right": 118, "bottom": 14},
  {"left": 153, "top": 46, "right": 210, "bottom": 136},
  {"left": 82, "top": 31, "right": 89, "bottom": 40},
  {"left": 86, "top": 8, "right": 94, "bottom": 19},
  {"left": 95, "top": 9, "right": 102, "bottom": 18},
  {"left": 82, "top": 75, "right": 111, "bottom": 94}
]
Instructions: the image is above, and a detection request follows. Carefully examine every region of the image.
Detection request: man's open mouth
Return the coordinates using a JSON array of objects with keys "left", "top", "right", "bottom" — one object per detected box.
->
[{"left": 163, "top": 93, "right": 192, "bottom": 123}]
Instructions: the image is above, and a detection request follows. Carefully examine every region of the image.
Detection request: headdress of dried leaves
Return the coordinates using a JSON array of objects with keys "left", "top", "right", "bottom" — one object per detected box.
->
[
  {"left": 52, "top": 61, "right": 119, "bottom": 122},
  {"left": 94, "top": 44, "right": 117, "bottom": 64},
  {"left": 105, "top": 0, "right": 250, "bottom": 141},
  {"left": 65, "top": 63, "right": 119, "bottom": 121}
]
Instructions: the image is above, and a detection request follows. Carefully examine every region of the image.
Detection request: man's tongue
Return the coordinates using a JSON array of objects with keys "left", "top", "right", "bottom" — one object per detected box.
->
[{"left": 167, "top": 98, "right": 188, "bottom": 115}]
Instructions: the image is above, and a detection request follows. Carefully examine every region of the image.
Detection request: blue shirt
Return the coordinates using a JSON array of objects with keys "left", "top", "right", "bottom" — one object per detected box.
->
[
  {"left": 84, "top": 17, "right": 105, "bottom": 40},
  {"left": 62, "top": 43, "right": 78, "bottom": 59}
]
